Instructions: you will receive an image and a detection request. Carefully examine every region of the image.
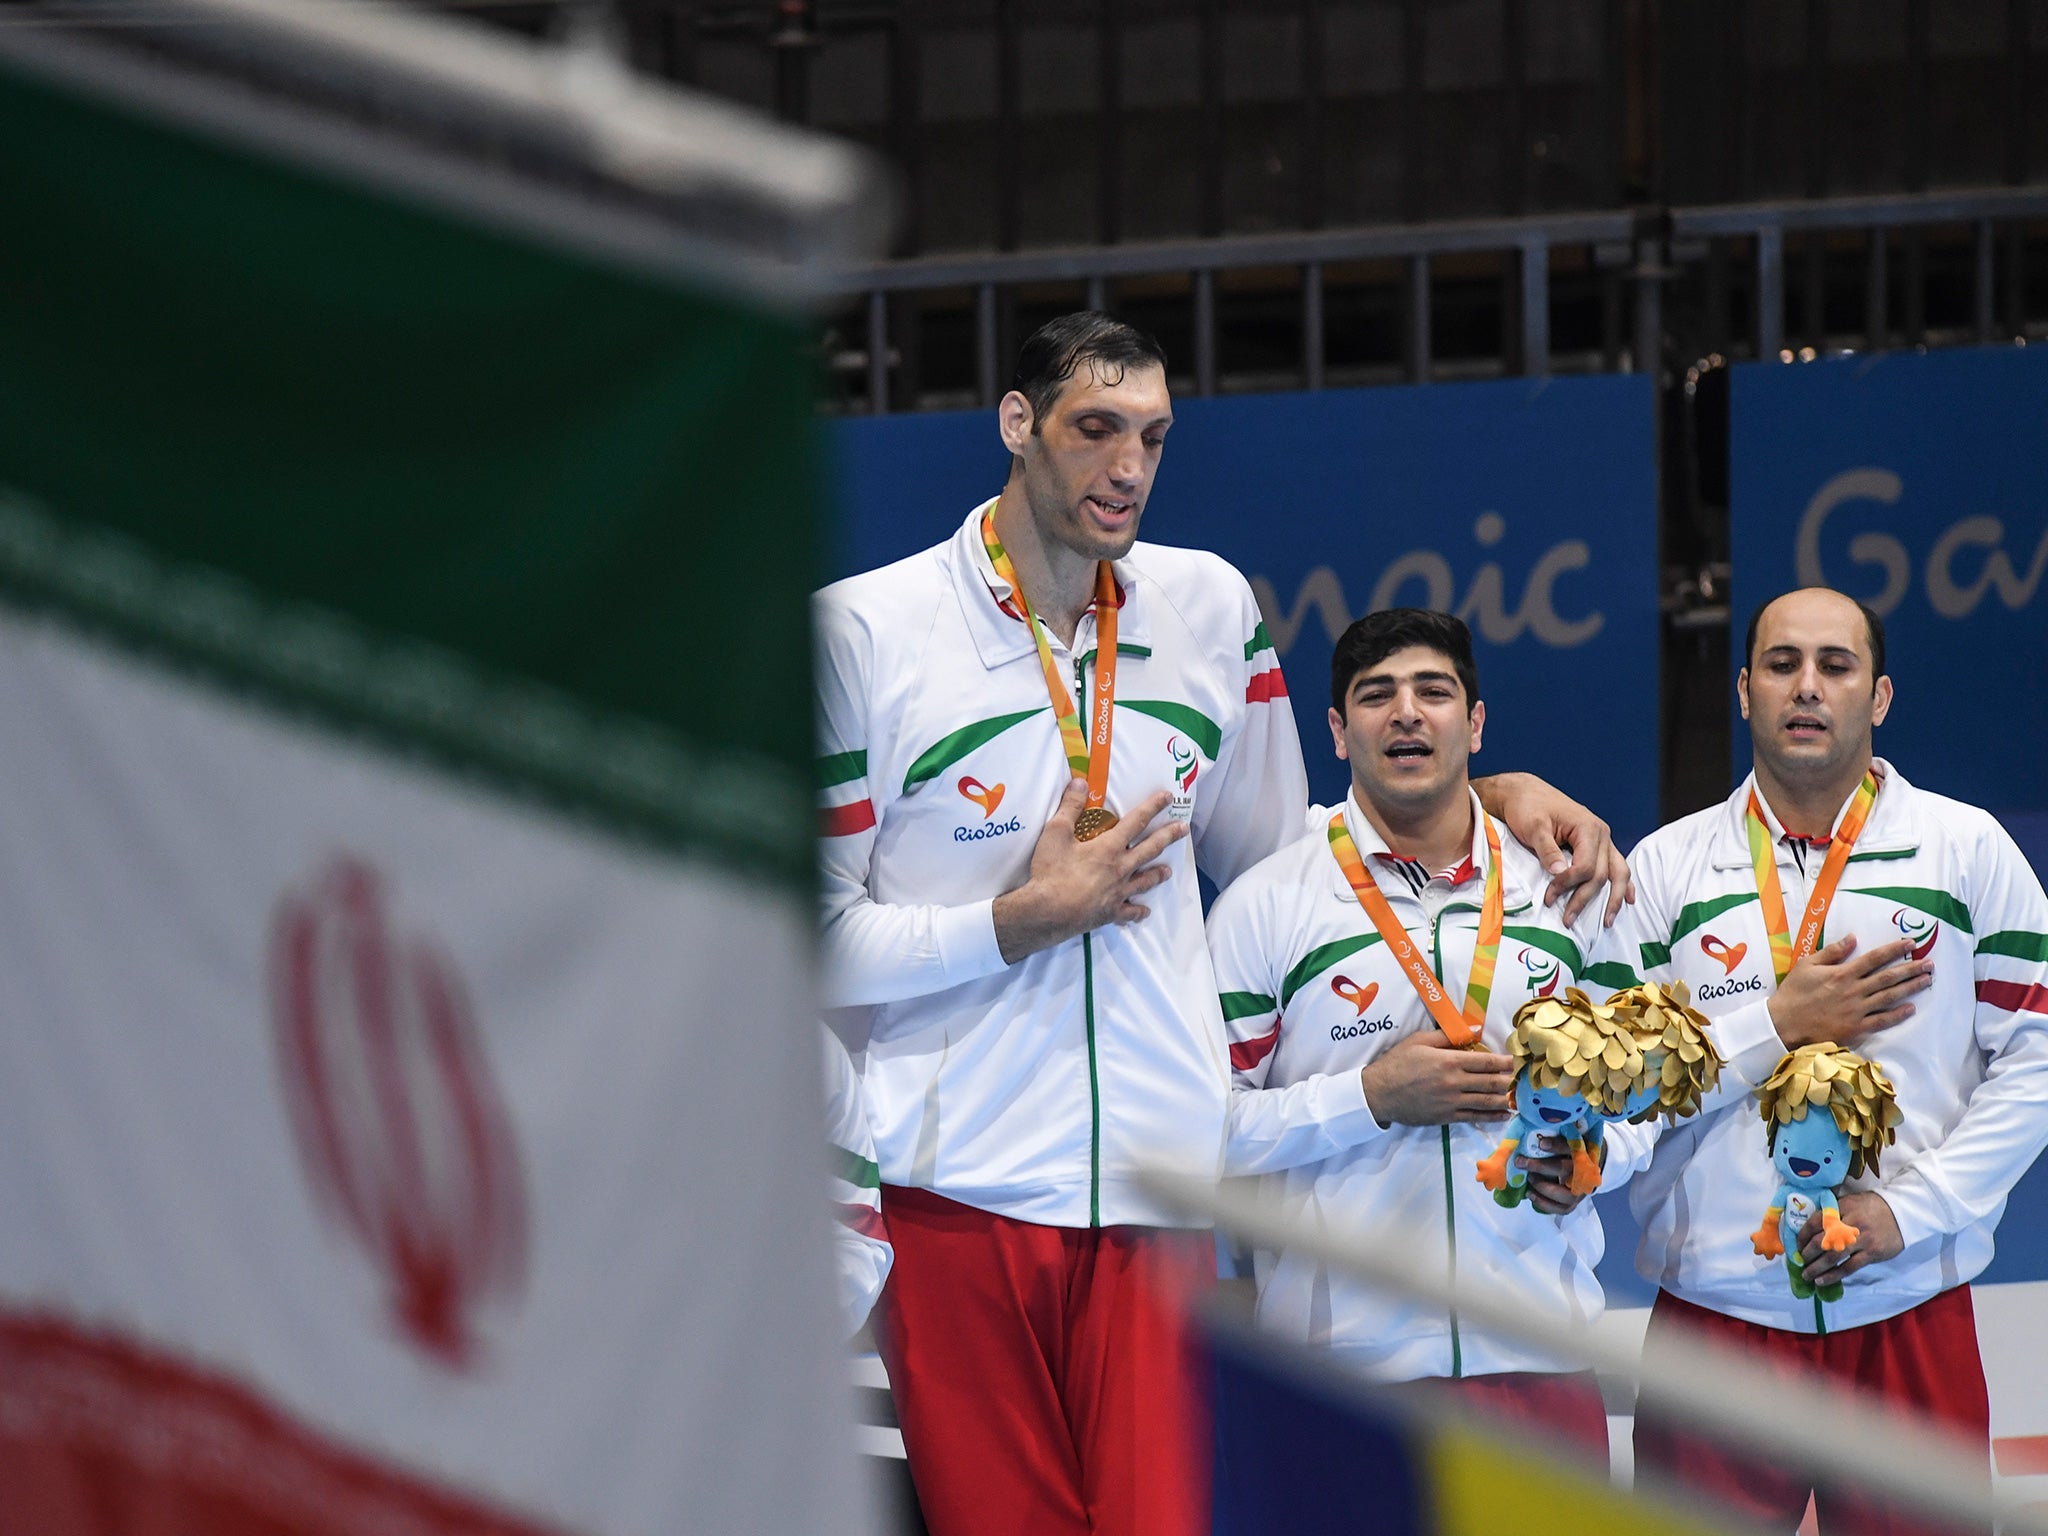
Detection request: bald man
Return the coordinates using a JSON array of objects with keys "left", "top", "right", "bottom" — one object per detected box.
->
[{"left": 1593, "top": 587, "right": 2048, "bottom": 1535}]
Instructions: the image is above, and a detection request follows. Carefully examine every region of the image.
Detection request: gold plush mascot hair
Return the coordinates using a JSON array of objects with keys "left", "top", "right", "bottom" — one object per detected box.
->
[
  {"left": 1605, "top": 981, "right": 1726, "bottom": 1123},
  {"left": 1756, "top": 1043, "right": 1903, "bottom": 1180},
  {"left": 1506, "top": 989, "right": 1646, "bottom": 1119}
]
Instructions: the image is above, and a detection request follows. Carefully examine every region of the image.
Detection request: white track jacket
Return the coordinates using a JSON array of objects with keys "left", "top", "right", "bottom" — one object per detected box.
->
[
  {"left": 815, "top": 500, "right": 1307, "bottom": 1228},
  {"left": 1209, "top": 789, "right": 1653, "bottom": 1380},
  {"left": 1602, "top": 762, "right": 2048, "bottom": 1332}
]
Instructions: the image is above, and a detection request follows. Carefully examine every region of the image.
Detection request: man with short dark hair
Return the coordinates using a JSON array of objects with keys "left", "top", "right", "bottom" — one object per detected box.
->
[
  {"left": 1208, "top": 608, "right": 1650, "bottom": 1456},
  {"left": 1602, "top": 585, "right": 2048, "bottom": 1535},
  {"left": 814, "top": 314, "right": 1631, "bottom": 1535}
]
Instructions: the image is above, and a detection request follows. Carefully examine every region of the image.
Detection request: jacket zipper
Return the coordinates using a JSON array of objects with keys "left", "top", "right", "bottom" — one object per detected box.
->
[
  {"left": 1433, "top": 912, "right": 1464, "bottom": 1378},
  {"left": 1077, "top": 652, "right": 1102, "bottom": 1228}
]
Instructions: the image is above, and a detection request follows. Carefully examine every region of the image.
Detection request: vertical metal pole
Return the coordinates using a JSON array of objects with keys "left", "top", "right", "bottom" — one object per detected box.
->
[
  {"left": 1406, "top": 254, "right": 1432, "bottom": 383},
  {"left": 1706, "top": 237, "right": 1731, "bottom": 355},
  {"left": 977, "top": 283, "right": 1000, "bottom": 407},
  {"left": 1086, "top": 274, "right": 1109, "bottom": 314},
  {"left": 1302, "top": 263, "right": 1325, "bottom": 390},
  {"left": 1520, "top": 241, "right": 1549, "bottom": 377},
  {"left": 1194, "top": 270, "right": 1218, "bottom": 397},
  {"left": 1866, "top": 228, "right": 1888, "bottom": 351},
  {"left": 867, "top": 290, "right": 889, "bottom": 415},
  {"left": 1099, "top": 0, "right": 1123, "bottom": 245},
  {"left": 2006, "top": 224, "right": 2027, "bottom": 336},
  {"left": 1976, "top": 220, "right": 1996, "bottom": 343},
  {"left": 1802, "top": 236, "right": 1826, "bottom": 348},
  {"left": 1757, "top": 226, "right": 1784, "bottom": 359},
  {"left": 1633, "top": 252, "right": 1662, "bottom": 379}
]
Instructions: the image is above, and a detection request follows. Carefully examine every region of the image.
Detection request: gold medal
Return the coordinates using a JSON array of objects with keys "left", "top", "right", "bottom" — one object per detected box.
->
[{"left": 1074, "top": 807, "right": 1120, "bottom": 843}]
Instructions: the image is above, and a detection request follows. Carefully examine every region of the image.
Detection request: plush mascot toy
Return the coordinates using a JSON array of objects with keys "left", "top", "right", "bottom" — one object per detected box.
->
[
  {"left": 1751, "top": 1043, "right": 1902, "bottom": 1301},
  {"left": 1606, "top": 980, "right": 1725, "bottom": 1124},
  {"left": 1477, "top": 990, "right": 1646, "bottom": 1208}
]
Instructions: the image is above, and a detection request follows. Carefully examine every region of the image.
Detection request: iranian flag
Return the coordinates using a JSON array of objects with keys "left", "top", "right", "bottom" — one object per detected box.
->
[{"left": 0, "top": 4, "right": 883, "bottom": 1533}]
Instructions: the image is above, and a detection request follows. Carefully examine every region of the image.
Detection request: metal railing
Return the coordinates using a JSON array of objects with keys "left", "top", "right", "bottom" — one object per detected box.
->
[{"left": 826, "top": 184, "right": 2048, "bottom": 414}]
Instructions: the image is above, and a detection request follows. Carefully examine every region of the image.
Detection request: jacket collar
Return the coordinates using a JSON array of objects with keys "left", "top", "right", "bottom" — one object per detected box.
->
[
  {"left": 944, "top": 497, "right": 1151, "bottom": 672},
  {"left": 1328, "top": 786, "right": 1504, "bottom": 904},
  {"left": 1708, "top": 758, "right": 1919, "bottom": 871}
]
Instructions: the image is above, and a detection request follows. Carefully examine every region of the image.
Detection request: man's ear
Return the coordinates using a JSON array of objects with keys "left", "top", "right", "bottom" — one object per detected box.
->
[
  {"left": 1871, "top": 674, "right": 1893, "bottom": 727},
  {"left": 1467, "top": 700, "right": 1485, "bottom": 756},
  {"left": 1736, "top": 667, "right": 1752, "bottom": 721},
  {"left": 997, "top": 391, "right": 1035, "bottom": 457},
  {"left": 1328, "top": 706, "right": 1349, "bottom": 762}
]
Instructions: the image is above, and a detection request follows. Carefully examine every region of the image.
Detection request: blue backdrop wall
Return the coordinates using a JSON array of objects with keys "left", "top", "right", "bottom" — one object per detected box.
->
[{"left": 828, "top": 373, "right": 1662, "bottom": 851}]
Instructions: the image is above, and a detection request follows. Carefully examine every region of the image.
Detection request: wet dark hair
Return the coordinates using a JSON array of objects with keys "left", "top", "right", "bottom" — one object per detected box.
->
[
  {"left": 1744, "top": 588, "right": 1887, "bottom": 684},
  {"left": 1330, "top": 609, "right": 1480, "bottom": 715},
  {"left": 1011, "top": 311, "right": 1168, "bottom": 429}
]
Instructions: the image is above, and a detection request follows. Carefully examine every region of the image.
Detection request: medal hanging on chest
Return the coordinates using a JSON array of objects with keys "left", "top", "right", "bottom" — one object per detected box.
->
[
  {"left": 1745, "top": 770, "right": 1880, "bottom": 985},
  {"left": 982, "top": 510, "right": 1121, "bottom": 842},
  {"left": 1324, "top": 807, "right": 1503, "bottom": 1047}
]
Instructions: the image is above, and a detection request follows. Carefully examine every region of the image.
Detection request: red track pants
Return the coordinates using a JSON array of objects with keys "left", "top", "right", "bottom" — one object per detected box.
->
[
  {"left": 876, "top": 1185, "right": 1214, "bottom": 1536},
  {"left": 1633, "top": 1286, "right": 1991, "bottom": 1536}
]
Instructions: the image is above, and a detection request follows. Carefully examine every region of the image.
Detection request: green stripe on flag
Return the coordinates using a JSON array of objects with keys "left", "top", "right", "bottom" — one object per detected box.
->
[
  {"left": 0, "top": 60, "right": 821, "bottom": 888},
  {"left": 1978, "top": 930, "right": 2048, "bottom": 961},
  {"left": 1219, "top": 990, "right": 1278, "bottom": 1021},
  {"left": 1851, "top": 886, "right": 1974, "bottom": 935},
  {"left": 903, "top": 708, "right": 1044, "bottom": 791},
  {"left": 833, "top": 1145, "right": 881, "bottom": 1190},
  {"left": 1281, "top": 933, "right": 1385, "bottom": 1008},
  {"left": 817, "top": 749, "right": 867, "bottom": 788},
  {"left": 1243, "top": 621, "right": 1274, "bottom": 660},
  {"left": 1121, "top": 699, "right": 1222, "bottom": 760}
]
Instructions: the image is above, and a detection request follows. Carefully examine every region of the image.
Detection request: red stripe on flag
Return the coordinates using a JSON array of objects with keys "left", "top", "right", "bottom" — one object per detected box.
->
[
  {"left": 1245, "top": 668, "right": 1288, "bottom": 703},
  {"left": 1230, "top": 1024, "right": 1281, "bottom": 1072},
  {"left": 1996, "top": 1436, "right": 2048, "bottom": 1476},
  {"left": 819, "top": 800, "right": 877, "bottom": 837},
  {"left": 835, "top": 1202, "right": 889, "bottom": 1244},
  {"left": 1978, "top": 979, "right": 2048, "bottom": 1016}
]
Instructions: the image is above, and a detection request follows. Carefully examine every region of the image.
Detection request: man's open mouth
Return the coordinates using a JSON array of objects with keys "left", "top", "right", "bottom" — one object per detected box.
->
[
  {"left": 1385, "top": 742, "right": 1432, "bottom": 760},
  {"left": 1084, "top": 495, "right": 1133, "bottom": 521},
  {"left": 1785, "top": 716, "right": 1828, "bottom": 741}
]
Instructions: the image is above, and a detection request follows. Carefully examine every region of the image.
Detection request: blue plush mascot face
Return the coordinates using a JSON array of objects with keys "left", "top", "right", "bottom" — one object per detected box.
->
[
  {"left": 1773, "top": 1107, "right": 1852, "bottom": 1190},
  {"left": 1520, "top": 1076, "right": 1595, "bottom": 1133},
  {"left": 1622, "top": 1069, "right": 1663, "bottom": 1121}
]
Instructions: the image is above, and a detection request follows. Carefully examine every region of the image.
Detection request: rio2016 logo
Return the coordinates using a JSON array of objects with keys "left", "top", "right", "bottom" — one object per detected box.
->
[
  {"left": 1700, "top": 933, "right": 1749, "bottom": 976},
  {"left": 1520, "top": 947, "right": 1560, "bottom": 996},
  {"left": 1893, "top": 906, "right": 1938, "bottom": 960},
  {"left": 1330, "top": 975, "right": 1380, "bottom": 1016},
  {"left": 954, "top": 775, "right": 1022, "bottom": 843},
  {"left": 957, "top": 776, "right": 1005, "bottom": 819}
]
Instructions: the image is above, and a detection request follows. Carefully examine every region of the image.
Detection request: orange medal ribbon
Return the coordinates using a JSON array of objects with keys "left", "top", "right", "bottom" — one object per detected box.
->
[
  {"left": 981, "top": 510, "right": 1120, "bottom": 840},
  {"left": 1325, "top": 806, "right": 1504, "bottom": 1048},
  {"left": 1745, "top": 769, "right": 1881, "bottom": 985}
]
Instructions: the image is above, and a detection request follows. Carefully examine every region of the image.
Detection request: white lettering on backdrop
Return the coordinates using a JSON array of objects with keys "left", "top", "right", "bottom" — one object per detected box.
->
[
  {"left": 1796, "top": 467, "right": 2048, "bottom": 620},
  {"left": 1249, "top": 513, "right": 1606, "bottom": 655}
]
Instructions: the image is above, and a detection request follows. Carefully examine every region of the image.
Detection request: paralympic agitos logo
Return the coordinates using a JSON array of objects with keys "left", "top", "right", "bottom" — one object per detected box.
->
[
  {"left": 1893, "top": 907, "right": 1939, "bottom": 959},
  {"left": 1519, "top": 946, "right": 1560, "bottom": 996}
]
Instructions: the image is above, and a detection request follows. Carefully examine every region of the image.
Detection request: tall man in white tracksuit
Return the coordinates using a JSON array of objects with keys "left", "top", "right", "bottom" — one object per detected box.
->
[
  {"left": 1210, "top": 608, "right": 1654, "bottom": 1458},
  {"left": 813, "top": 312, "right": 1632, "bottom": 1536},
  {"left": 1600, "top": 586, "right": 2048, "bottom": 1535}
]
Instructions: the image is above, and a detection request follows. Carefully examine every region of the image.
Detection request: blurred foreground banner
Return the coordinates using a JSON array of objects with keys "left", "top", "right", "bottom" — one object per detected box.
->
[
  {"left": 0, "top": 24, "right": 864, "bottom": 1536},
  {"left": 1209, "top": 1323, "right": 1735, "bottom": 1536},
  {"left": 832, "top": 374, "right": 1660, "bottom": 850}
]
